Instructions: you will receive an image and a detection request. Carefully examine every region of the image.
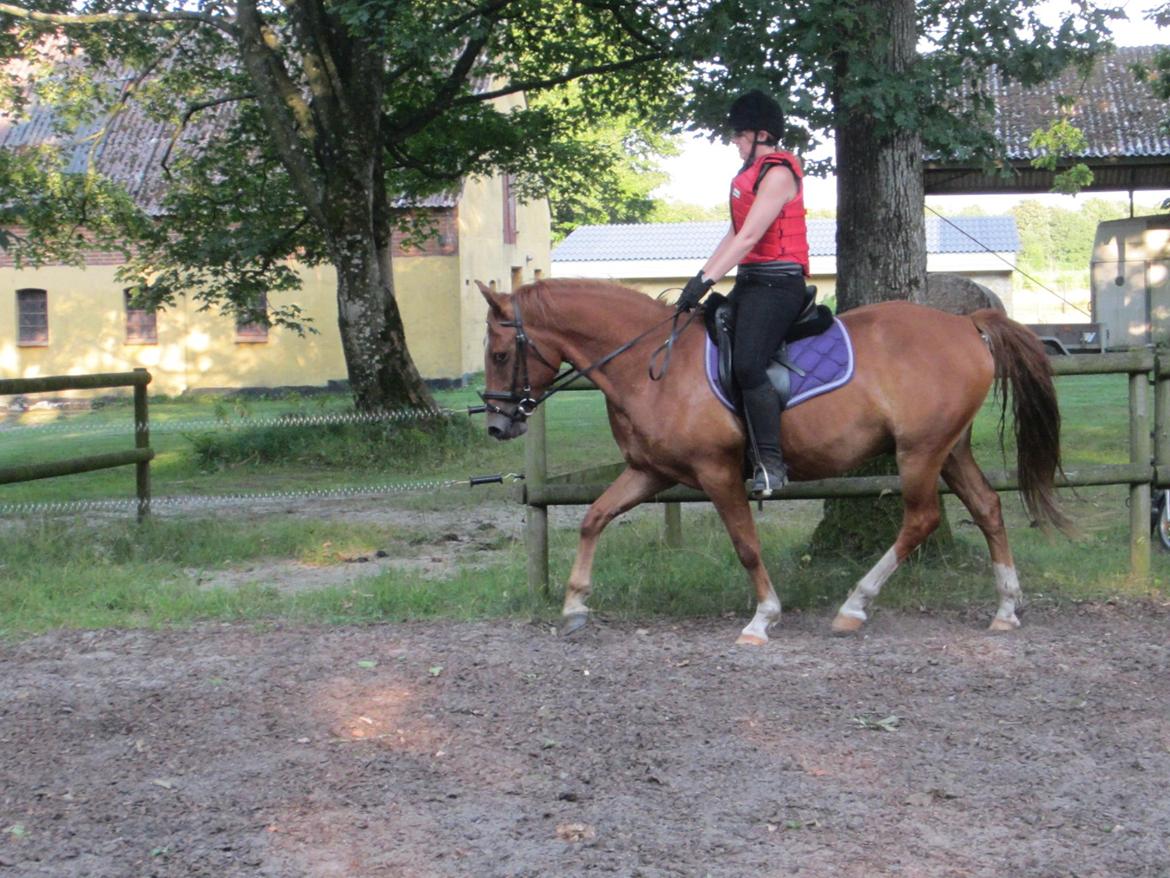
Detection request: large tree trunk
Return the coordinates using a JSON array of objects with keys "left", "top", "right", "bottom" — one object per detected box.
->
[
  {"left": 319, "top": 45, "right": 436, "bottom": 413},
  {"left": 810, "top": 0, "right": 951, "bottom": 558},
  {"left": 237, "top": 0, "right": 436, "bottom": 412},
  {"left": 833, "top": 0, "right": 926, "bottom": 311},
  {"left": 331, "top": 231, "right": 436, "bottom": 413}
]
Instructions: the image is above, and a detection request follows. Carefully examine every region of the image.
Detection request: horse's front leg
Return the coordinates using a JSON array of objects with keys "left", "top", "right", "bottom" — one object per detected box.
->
[
  {"left": 697, "top": 464, "right": 781, "bottom": 646},
  {"left": 561, "top": 466, "right": 675, "bottom": 635}
]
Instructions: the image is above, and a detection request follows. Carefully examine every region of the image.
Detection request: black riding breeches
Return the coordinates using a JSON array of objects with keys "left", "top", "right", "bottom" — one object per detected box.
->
[{"left": 729, "top": 273, "right": 808, "bottom": 391}]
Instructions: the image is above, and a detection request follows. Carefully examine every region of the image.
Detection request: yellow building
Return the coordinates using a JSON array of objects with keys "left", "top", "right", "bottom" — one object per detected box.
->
[{"left": 0, "top": 93, "right": 550, "bottom": 397}]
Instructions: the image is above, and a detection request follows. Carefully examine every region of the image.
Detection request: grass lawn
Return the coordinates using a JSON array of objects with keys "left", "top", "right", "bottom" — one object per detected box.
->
[{"left": 0, "top": 371, "right": 1165, "bottom": 635}]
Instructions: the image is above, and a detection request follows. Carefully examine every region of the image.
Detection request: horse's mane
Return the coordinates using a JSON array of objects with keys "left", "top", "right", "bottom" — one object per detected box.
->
[{"left": 512, "top": 278, "right": 672, "bottom": 332}]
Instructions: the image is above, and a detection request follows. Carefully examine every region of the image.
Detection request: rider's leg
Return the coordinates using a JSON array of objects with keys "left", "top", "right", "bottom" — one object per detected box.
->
[
  {"left": 730, "top": 279, "right": 806, "bottom": 498},
  {"left": 740, "top": 383, "right": 786, "bottom": 497}
]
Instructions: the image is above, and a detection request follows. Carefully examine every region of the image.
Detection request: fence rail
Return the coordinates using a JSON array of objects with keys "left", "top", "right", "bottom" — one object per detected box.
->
[
  {"left": 518, "top": 350, "right": 1166, "bottom": 595},
  {"left": 0, "top": 369, "right": 153, "bottom": 520}
]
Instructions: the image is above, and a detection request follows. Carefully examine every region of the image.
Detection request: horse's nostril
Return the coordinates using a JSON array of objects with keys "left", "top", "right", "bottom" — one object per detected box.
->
[{"left": 488, "top": 425, "right": 504, "bottom": 439}]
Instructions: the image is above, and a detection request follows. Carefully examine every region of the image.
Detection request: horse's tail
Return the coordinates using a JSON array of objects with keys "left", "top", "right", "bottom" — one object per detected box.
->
[{"left": 970, "top": 309, "right": 1073, "bottom": 535}]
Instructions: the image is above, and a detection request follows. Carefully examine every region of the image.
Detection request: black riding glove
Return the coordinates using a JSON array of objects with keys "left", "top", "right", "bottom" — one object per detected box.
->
[{"left": 677, "top": 272, "right": 715, "bottom": 311}]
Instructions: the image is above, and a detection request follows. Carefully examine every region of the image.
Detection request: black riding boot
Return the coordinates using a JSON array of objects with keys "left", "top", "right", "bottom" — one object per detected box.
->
[{"left": 741, "top": 384, "right": 787, "bottom": 498}]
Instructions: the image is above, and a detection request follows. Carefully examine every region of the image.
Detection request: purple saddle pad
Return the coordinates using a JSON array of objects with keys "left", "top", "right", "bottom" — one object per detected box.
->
[{"left": 705, "top": 318, "right": 855, "bottom": 412}]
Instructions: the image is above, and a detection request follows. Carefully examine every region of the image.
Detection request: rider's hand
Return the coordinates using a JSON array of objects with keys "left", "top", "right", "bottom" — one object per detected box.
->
[{"left": 677, "top": 272, "right": 714, "bottom": 311}]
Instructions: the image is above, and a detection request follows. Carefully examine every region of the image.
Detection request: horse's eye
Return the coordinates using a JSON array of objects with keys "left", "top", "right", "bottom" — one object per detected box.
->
[{"left": 492, "top": 351, "right": 509, "bottom": 365}]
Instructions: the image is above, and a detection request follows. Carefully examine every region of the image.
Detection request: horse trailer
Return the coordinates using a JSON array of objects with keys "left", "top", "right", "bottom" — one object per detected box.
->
[{"left": 1090, "top": 214, "right": 1170, "bottom": 350}]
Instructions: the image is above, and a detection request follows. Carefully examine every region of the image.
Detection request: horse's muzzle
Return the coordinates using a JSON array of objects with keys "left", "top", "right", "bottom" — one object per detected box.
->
[{"left": 487, "top": 412, "right": 528, "bottom": 440}]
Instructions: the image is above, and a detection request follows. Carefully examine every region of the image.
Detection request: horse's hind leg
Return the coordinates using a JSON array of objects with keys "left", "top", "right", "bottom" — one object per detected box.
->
[
  {"left": 831, "top": 450, "right": 947, "bottom": 633},
  {"left": 561, "top": 466, "right": 674, "bottom": 635},
  {"left": 696, "top": 467, "right": 781, "bottom": 645},
  {"left": 941, "top": 436, "right": 1022, "bottom": 631}
]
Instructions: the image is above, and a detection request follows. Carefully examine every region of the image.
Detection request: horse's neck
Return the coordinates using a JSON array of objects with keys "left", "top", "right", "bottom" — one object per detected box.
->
[{"left": 534, "top": 292, "right": 684, "bottom": 400}]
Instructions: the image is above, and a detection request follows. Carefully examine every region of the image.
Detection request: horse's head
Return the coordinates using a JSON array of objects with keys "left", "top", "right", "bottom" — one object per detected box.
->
[{"left": 477, "top": 281, "right": 562, "bottom": 440}]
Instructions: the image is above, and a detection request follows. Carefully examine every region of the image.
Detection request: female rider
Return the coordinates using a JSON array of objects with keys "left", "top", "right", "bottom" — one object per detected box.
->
[{"left": 675, "top": 89, "right": 810, "bottom": 499}]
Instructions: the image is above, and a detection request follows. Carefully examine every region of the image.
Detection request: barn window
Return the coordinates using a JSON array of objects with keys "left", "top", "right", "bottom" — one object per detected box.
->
[
  {"left": 16, "top": 288, "right": 48, "bottom": 345},
  {"left": 235, "top": 293, "right": 269, "bottom": 342},
  {"left": 124, "top": 289, "right": 158, "bottom": 344}
]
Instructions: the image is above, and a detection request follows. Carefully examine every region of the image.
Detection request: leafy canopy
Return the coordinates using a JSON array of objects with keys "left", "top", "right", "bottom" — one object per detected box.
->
[
  {"left": 677, "top": 0, "right": 1117, "bottom": 177},
  {"left": 0, "top": 0, "right": 687, "bottom": 328}
]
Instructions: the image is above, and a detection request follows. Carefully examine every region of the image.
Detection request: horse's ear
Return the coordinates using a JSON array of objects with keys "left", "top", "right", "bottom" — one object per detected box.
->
[{"left": 476, "top": 280, "right": 505, "bottom": 317}]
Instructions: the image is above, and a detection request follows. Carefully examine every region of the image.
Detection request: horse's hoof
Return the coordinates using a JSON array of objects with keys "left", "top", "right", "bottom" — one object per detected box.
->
[
  {"left": 735, "top": 633, "right": 768, "bottom": 647},
  {"left": 988, "top": 616, "right": 1020, "bottom": 632},
  {"left": 831, "top": 613, "right": 864, "bottom": 635},
  {"left": 560, "top": 613, "right": 589, "bottom": 637}
]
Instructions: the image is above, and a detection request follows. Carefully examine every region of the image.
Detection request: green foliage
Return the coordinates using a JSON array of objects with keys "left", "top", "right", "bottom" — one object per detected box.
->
[
  {"left": 1129, "top": 4, "right": 1170, "bottom": 106},
  {"left": 679, "top": 0, "right": 1118, "bottom": 174},
  {"left": 1029, "top": 117, "right": 1094, "bottom": 193},
  {"left": 646, "top": 200, "right": 727, "bottom": 224},
  {"left": 530, "top": 84, "right": 679, "bottom": 241},
  {"left": 1011, "top": 198, "right": 1132, "bottom": 274},
  {"left": 0, "top": 0, "right": 686, "bottom": 331},
  {"left": 0, "top": 148, "right": 148, "bottom": 268}
]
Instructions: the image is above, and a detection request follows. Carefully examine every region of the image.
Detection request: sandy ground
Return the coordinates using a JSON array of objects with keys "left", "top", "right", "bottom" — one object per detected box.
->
[{"left": 2, "top": 603, "right": 1170, "bottom": 877}]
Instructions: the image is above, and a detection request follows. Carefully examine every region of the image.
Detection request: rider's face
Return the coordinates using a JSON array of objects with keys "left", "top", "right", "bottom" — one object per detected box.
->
[{"left": 733, "top": 129, "right": 763, "bottom": 162}]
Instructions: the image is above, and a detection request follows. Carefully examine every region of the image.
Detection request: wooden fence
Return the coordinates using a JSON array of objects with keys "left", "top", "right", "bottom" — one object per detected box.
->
[
  {"left": 0, "top": 369, "right": 153, "bottom": 521},
  {"left": 516, "top": 351, "right": 1167, "bottom": 595}
]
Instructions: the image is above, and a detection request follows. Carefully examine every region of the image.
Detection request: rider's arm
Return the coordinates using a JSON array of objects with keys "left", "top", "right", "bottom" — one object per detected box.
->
[{"left": 700, "top": 167, "right": 798, "bottom": 282}]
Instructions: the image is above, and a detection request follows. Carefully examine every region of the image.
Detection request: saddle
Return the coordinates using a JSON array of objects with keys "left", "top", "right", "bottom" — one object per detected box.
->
[{"left": 702, "top": 285, "right": 835, "bottom": 409}]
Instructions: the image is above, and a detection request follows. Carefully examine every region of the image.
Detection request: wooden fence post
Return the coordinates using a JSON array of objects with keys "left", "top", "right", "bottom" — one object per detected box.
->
[
  {"left": 525, "top": 405, "right": 549, "bottom": 597},
  {"left": 664, "top": 503, "right": 682, "bottom": 548},
  {"left": 133, "top": 369, "right": 151, "bottom": 522},
  {"left": 1155, "top": 351, "right": 1170, "bottom": 486},
  {"left": 1129, "top": 368, "right": 1151, "bottom": 579}
]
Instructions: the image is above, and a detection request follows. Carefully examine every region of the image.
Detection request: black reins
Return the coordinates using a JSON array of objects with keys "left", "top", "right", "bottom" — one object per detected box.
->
[{"left": 478, "top": 296, "right": 700, "bottom": 424}]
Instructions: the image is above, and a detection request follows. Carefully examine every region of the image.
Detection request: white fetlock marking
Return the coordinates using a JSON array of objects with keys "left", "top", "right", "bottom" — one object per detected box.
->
[
  {"left": 993, "top": 563, "right": 1022, "bottom": 622},
  {"left": 741, "top": 597, "right": 781, "bottom": 642},
  {"left": 563, "top": 593, "right": 590, "bottom": 617},
  {"left": 838, "top": 548, "right": 899, "bottom": 621}
]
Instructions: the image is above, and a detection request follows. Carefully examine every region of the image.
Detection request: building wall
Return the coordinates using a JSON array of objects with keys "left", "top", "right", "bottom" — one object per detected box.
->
[
  {"left": 1, "top": 179, "right": 552, "bottom": 393},
  {"left": 393, "top": 254, "right": 463, "bottom": 380},
  {"left": 456, "top": 172, "right": 551, "bottom": 380},
  {"left": 0, "top": 261, "right": 346, "bottom": 397}
]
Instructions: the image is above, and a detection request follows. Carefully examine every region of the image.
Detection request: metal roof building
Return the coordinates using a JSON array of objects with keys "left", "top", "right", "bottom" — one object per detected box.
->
[
  {"left": 552, "top": 216, "right": 1019, "bottom": 288},
  {"left": 925, "top": 45, "right": 1170, "bottom": 195}
]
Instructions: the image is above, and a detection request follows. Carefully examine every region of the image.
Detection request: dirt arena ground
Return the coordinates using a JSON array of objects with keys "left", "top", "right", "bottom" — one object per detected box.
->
[{"left": 2, "top": 602, "right": 1169, "bottom": 877}]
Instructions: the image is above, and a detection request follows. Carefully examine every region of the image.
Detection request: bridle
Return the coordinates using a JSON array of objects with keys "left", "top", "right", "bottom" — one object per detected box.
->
[
  {"left": 478, "top": 296, "right": 561, "bottom": 422},
  {"left": 477, "top": 295, "right": 700, "bottom": 424}
]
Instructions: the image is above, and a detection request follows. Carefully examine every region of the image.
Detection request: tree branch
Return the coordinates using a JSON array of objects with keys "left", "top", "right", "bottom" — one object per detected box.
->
[
  {"left": 385, "top": 31, "right": 492, "bottom": 142},
  {"left": 386, "top": 140, "right": 467, "bottom": 182},
  {"left": 578, "top": 0, "right": 665, "bottom": 51},
  {"left": 454, "top": 52, "right": 664, "bottom": 105},
  {"left": 160, "top": 93, "right": 255, "bottom": 176},
  {"left": 0, "top": 2, "right": 237, "bottom": 37},
  {"left": 435, "top": 33, "right": 491, "bottom": 110},
  {"left": 236, "top": 0, "right": 325, "bottom": 222}
]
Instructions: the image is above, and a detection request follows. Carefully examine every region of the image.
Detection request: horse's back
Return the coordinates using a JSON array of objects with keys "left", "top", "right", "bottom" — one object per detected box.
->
[
  {"left": 782, "top": 300, "right": 995, "bottom": 477},
  {"left": 840, "top": 299, "right": 995, "bottom": 389}
]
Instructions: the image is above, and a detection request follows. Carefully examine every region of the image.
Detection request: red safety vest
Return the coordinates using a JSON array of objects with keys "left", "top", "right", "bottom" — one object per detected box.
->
[{"left": 730, "top": 151, "right": 809, "bottom": 274}]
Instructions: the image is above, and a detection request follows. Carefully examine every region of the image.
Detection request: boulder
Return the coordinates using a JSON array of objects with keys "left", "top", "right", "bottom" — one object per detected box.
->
[{"left": 918, "top": 273, "right": 1006, "bottom": 315}]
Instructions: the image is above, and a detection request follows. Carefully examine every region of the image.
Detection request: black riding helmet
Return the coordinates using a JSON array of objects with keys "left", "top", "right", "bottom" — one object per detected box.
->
[{"left": 727, "top": 90, "right": 784, "bottom": 142}]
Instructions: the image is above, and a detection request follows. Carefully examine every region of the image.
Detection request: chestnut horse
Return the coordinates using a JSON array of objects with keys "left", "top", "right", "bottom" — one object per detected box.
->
[{"left": 477, "top": 278, "right": 1068, "bottom": 645}]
